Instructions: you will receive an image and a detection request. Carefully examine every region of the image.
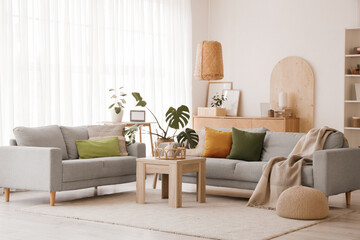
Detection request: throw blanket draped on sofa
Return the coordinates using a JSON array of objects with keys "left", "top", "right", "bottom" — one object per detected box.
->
[{"left": 247, "top": 127, "right": 337, "bottom": 209}]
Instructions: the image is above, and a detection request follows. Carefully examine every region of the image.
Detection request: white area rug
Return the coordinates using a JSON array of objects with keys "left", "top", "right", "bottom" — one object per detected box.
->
[{"left": 20, "top": 189, "right": 353, "bottom": 240}]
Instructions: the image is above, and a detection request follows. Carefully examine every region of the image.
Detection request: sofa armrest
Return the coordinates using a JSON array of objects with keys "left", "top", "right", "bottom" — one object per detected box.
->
[
  {"left": 0, "top": 146, "right": 63, "bottom": 192},
  {"left": 126, "top": 143, "right": 146, "bottom": 158},
  {"left": 313, "top": 148, "right": 360, "bottom": 196}
]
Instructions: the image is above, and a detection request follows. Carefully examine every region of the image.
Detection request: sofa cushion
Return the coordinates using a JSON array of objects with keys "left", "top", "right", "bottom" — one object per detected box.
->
[
  {"left": 87, "top": 125, "right": 128, "bottom": 155},
  {"left": 323, "top": 131, "right": 346, "bottom": 149},
  {"left": 13, "top": 125, "right": 69, "bottom": 160},
  {"left": 227, "top": 128, "right": 266, "bottom": 161},
  {"left": 60, "top": 126, "right": 89, "bottom": 159},
  {"left": 261, "top": 132, "right": 305, "bottom": 162},
  {"left": 76, "top": 137, "right": 121, "bottom": 159},
  {"left": 62, "top": 156, "right": 136, "bottom": 182},
  {"left": 261, "top": 131, "right": 346, "bottom": 162},
  {"left": 184, "top": 157, "right": 314, "bottom": 187},
  {"left": 203, "top": 127, "right": 232, "bottom": 158}
]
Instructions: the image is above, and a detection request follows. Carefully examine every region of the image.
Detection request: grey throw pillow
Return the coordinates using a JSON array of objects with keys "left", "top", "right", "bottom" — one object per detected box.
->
[
  {"left": 13, "top": 125, "right": 69, "bottom": 160},
  {"left": 60, "top": 126, "right": 89, "bottom": 159}
]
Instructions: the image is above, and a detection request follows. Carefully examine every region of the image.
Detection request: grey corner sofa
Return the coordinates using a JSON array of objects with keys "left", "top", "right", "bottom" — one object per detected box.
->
[
  {"left": 0, "top": 125, "right": 146, "bottom": 206},
  {"left": 182, "top": 129, "right": 360, "bottom": 204}
]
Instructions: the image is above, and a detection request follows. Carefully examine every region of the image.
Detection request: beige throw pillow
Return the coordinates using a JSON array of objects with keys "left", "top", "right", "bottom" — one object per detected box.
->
[
  {"left": 186, "top": 129, "right": 205, "bottom": 157},
  {"left": 87, "top": 125, "right": 128, "bottom": 156},
  {"left": 89, "top": 136, "right": 128, "bottom": 156}
]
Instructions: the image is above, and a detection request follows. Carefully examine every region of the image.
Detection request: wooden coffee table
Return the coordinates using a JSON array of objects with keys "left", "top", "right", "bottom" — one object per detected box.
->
[{"left": 136, "top": 157, "right": 206, "bottom": 208}]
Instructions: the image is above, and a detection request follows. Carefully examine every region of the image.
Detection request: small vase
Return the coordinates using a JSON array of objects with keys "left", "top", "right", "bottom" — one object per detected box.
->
[{"left": 111, "top": 109, "right": 124, "bottom": 122}]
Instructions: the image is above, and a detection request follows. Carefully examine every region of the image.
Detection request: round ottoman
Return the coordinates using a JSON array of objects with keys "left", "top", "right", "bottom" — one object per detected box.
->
[{"left": 276, "top": 186, "right": 329, "bottom": 220}]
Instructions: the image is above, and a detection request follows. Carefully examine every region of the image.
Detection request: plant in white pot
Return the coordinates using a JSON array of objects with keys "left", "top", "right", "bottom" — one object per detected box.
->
[{"left": 108, "top": 87, "right": 127, "bottom": 122}]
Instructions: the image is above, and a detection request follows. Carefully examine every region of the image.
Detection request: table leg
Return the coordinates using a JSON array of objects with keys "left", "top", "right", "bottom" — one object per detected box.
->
[
  {"left": 197, "top": 161, "right": 206, "bottom": 203},
  {"left": 136, "top": 162, "right": 146, "bottom": 204},
  {"left": 169, "top": 163, "right": 182, "bottom": 208},
  {"left": 161, "top": 174, "right": 169, "bottom": 199},
  {"left": 139, "top": 127, "right": 142, "bottom": 142},
  {"left": 148, "top": 123, "right": 154, "bottom": 157}
]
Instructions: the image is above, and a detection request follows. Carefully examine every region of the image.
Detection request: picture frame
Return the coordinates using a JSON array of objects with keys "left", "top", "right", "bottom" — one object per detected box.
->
[
  {"left": 206, "top": 82, "right": 233, "bottom": 107},
  {"left": 130, "top": 110, "right": 146, "bottom": 122},
  {"left": 222, "top": 89, "right": 240, "bottom": 116}
]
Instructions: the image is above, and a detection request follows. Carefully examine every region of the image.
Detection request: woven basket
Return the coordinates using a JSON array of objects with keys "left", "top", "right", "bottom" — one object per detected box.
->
[{"left": 155, "top": 143, "right": 186, "bottom": 160}]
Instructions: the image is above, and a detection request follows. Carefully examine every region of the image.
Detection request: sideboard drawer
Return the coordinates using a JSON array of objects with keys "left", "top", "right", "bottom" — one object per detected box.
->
[
  {"left": 251, "top": 119, "right": 284, "bottom": 132},
  {"left": 193, "top": 117, "right": 251, "bottom": 130}
]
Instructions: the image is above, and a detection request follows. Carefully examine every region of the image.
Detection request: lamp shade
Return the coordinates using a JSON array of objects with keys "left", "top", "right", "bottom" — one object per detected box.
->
[{"left": 194, "top": 41, "right": 224, "bottom": 80}]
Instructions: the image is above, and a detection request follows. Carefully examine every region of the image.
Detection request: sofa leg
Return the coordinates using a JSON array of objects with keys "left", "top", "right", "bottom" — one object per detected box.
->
[
  {"left": 153, "top": 173, "right": 158, "bottom": 189},
  {"left": 4, "top": 188, "right": 10, "bottom": 202},
  {"left": 94, "top": 186, "right": 98, "bottom": 190},
  {"left": 346, "top": 192, "right": 351, "bottom": 205},
  {"left": 50, "top": 192, "right": 56, "bottom": 206}
]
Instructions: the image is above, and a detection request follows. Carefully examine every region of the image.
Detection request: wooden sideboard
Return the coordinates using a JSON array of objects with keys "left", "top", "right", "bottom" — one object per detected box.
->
[{"left": 193, "top": 116, "right": 300, "bottom": 132}]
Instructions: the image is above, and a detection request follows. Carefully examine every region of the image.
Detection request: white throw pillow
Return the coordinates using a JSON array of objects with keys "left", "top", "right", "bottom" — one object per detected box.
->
[{"left": 186, "top": 129, "right": 205, "bottom": 157}]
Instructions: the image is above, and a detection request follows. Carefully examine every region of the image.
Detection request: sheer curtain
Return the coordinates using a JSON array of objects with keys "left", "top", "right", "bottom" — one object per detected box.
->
[{"left": 0, "top": 0, "right": 192, "bottom": 145}]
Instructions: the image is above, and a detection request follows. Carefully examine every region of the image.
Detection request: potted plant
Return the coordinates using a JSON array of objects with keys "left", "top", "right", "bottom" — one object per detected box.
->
[
  {"left": 132, "top": 92, "right": 199, "bottom": 149},
  {"left": 211, "top": 93, "right": 227, "bottom": 108},
  {"left": 108, "top": 87, "right": 127, "bottom": 122}
]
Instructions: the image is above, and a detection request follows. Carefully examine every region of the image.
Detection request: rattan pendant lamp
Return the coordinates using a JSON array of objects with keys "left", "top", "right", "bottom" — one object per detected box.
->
[{"left": 194, "top": 41, "right": 224, "bottom": 80}]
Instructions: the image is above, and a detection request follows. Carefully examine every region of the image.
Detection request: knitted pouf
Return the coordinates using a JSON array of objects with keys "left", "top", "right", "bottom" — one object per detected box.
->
[{"left": 276, "top": 186, "right": 329, "bottom": 220}]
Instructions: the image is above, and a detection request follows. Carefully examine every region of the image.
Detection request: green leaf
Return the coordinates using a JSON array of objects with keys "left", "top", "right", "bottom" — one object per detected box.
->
[
  {"left": 108, "top": 103, "right": 115, "bottom": 109},
  {"left": 109, "top": 89, "right": 115, "bottom": 91},
  {"left": 132, "top": 92, "right": 147, "bottom": 107},
  {"left": 165, "top": 105, "right": 190, "bottom": 130},
  {"left": 115, "top": 107, "right": 121, "bottom": 114},
  {"left": 121, "top": 99, "right": 126, "bottom": 104},
  {"left": 120, "top": 93, "right": 127, "bottom": 96},
  {"left": 177, "top": 128, "right": 199, "bottom": 149},
  {"left": 111, "top": 94, "right": 117, "bottom": 98}
]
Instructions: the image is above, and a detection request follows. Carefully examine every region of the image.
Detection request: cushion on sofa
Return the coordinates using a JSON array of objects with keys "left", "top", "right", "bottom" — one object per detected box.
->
[
  {"left": 60, "top": 126, "right": 89, "bottom": 159},
  {"left": 227, "top": 128, "right": 266, "bottom": 161},
  {"left": 13, "top": 125, "right": 69, "bottom": 160},
  {"left": 184, "top": 157, "right": 314, "bottom": 187},
  {"left": 62, "top": 156, "right": 136, "bottom": 182},
  {"left": 203, "top": 127, "right": 232, "bottom": 158},
  {"left": 323, "top": 131, "right": 346, "bottom": 149},
  {"left": 87, "top": 125, "right": 128, "bottom": 155},
  {"left": 261, "top": 131, "right": 346, "bottom": 162},
  {"left": 90, "top": 136, "right": 128, "bottom": 156},
  {"left": 76, "top": 137, "right": 121, "bottom": 159},
  {"left": 186, "top": 129, "right": 205, "bottom": 157},
  {"left": 261, "top": 132, "right": 305, "bottom": 162}
]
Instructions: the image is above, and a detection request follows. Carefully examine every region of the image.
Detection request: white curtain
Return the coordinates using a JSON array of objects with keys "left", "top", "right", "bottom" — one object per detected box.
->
[{"left": 0, "top": 0, "right": 192, "bottom": 145}]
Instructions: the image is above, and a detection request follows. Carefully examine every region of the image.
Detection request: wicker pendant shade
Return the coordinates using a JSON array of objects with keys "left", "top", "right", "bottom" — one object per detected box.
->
[{"left": 194, "top": 41, "right": 224, "bottom": 80}]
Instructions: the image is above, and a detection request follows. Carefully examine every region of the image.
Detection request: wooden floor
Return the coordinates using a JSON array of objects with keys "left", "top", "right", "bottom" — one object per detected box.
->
[{"left": 1, "top": 176, "right": 359, "bottom": 240}]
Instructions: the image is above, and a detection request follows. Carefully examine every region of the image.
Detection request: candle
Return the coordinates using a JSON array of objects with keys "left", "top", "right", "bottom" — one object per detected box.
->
[{"left": 278, "top": 92, "right": 287, "bottom": 109}]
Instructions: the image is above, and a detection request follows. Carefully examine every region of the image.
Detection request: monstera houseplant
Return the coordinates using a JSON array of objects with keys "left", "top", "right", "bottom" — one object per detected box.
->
[
  {"left": 132, "top": 92, "right": 199, "bottom": 149},
  {"left": 109, "top": 87, "right": 127, "bottom": 122}
]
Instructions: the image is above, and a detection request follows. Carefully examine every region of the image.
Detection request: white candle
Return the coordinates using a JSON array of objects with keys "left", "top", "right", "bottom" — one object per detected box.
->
[{"left": 278, "top": 92, "right": 287, "bottom": 109}]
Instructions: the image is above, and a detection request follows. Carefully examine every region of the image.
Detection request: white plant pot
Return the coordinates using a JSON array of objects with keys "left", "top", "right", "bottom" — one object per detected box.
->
[{"left": 111, "top": 109, "right": 124, "bottom": 122}]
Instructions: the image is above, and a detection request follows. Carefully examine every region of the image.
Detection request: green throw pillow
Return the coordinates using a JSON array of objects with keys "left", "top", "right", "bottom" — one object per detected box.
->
[
  {"left": 76, "top": 137, "right": 121, "bottom": 159},
  {"left": 227, "top": 128, "right": 266, "bottom": 161}
]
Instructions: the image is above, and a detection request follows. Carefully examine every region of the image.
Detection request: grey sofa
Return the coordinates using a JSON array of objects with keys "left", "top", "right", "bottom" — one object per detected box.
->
[
  {"left": 182, "top": 130, "right": 360, "bottom": 204},
  {"left": 0, "top": 125, "right": 146, "bottom": 206}
]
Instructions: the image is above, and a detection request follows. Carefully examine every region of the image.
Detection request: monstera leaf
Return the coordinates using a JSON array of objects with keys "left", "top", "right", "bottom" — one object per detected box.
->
[
  {"left": 177, "top": 128, "right": 199, "bottom": 149},
  {"left": 165, "top": 105, "right": 190, "bottom": 130},
  {"left": 132, "top": 92, "right": 147, "bottom": 107}
]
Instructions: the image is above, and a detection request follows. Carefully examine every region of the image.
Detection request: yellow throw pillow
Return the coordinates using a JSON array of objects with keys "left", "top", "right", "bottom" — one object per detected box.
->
[{"left": 203, "top": 127, "right": 232, "bottom": 158}]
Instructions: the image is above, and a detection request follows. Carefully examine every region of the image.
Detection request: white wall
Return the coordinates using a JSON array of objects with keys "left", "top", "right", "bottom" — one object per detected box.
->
[
  {"left": 192, "top": 0, "right": 359, "bottom": 130},
  {"left": 191, "top": 0, "right": 209, "bottom": 113}
]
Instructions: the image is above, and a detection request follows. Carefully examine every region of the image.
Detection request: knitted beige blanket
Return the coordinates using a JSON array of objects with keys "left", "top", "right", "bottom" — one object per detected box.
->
[{"left": 247, "top": 127, "right": 337, "bottom": 209}]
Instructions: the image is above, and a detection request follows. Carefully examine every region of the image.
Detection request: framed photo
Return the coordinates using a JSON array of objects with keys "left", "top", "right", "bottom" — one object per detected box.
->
[
  {"left": 206, "top": 82, "right": 233, "bottom": 107},
  {"left": 222, "top": 89, "right": 240, "bottom": 116},
  {"left": 130, "top": 110, "right": 146, "bottom": 122}
]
